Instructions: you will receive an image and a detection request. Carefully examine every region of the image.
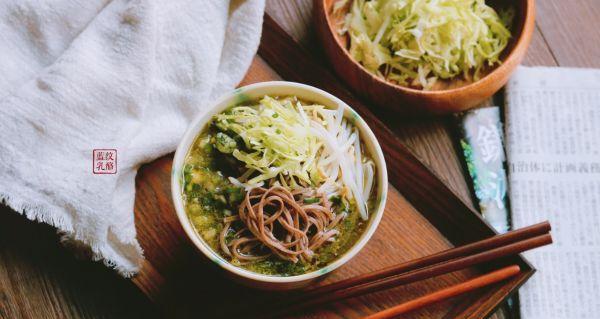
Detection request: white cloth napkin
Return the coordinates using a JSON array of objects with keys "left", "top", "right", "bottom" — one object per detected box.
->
[{"left": 0, "top": 0, "right": 265, "bottom": 276}]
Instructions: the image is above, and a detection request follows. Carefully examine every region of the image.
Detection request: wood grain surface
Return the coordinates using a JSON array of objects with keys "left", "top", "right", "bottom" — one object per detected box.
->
[
  {"left": 125, "top": 15, "right": 532, "bottom": 319},
  {"left": 1, "top": 1, "right": 599, "bottom": 318},
  {"left": 132, "top": 156, "right": 478, "bottom": 319}
]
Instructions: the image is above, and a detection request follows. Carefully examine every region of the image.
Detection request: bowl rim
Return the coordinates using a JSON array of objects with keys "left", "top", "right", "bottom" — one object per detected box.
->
[
  {"left": 171, "top": 81, "right": 388, "bottom": 284},
  {"left": 319, "top": 0, "right": 535, "bottom": 95}
]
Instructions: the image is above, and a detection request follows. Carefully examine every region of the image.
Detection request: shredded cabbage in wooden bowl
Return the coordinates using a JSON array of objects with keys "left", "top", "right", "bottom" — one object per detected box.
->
[{"left": 337, "top": 0, "right": 514, "bottom": 90}]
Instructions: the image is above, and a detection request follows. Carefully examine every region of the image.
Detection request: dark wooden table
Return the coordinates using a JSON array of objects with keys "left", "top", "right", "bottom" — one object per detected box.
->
[{"left": 1, "top": 0, "right": 599, "bottom": 318}]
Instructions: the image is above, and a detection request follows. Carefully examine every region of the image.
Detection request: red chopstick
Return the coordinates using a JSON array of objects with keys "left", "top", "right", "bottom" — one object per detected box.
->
[{"left": 364, "top": 265, "right": 522, "bottom": 319}]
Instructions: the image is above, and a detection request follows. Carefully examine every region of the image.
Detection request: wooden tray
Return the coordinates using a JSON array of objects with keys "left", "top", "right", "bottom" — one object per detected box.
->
[{"left": 131, "top": 15, "right": 534, "bottom": 319}]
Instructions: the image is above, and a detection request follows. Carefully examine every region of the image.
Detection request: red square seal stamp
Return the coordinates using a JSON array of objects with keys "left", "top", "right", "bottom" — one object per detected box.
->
[{"left": 93, "top": 149, "right": 117, "bottom": 174}]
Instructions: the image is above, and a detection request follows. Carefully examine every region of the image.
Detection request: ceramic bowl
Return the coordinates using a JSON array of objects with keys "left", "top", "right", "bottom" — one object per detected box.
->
[
  {"left": 171, "top": 81, "right": 388, "bottom": 290},
  {"left": 314, "top": 0, "right": 536, "bottom": 115}
]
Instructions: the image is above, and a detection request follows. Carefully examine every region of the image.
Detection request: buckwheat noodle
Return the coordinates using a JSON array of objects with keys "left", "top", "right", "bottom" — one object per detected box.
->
[{"left": 219, "top": 186, "right": 346, "bottom": 263}]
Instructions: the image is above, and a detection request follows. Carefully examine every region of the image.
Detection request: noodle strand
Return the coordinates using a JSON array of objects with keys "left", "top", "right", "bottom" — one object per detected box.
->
[{"left": 220, "top": 186, "right": 344, "bottom": 263}]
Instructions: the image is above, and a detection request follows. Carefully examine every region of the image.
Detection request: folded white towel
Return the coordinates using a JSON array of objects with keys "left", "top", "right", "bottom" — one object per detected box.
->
[{"left": 0, "top": 0, "right": 265, "bottom": 276}]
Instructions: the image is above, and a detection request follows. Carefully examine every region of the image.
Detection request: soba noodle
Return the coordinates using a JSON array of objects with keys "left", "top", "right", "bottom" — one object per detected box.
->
[{"left": 219, "top": 186, "right": 346, "bottom": 263}]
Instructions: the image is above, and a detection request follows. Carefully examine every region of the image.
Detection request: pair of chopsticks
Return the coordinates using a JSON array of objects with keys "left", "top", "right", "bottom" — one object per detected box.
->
[{"left": 266, "top": 221, "right": 552, "bottom": 318}]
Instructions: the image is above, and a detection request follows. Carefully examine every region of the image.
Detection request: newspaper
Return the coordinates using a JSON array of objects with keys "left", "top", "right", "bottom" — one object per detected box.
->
[{"left": 505, "top": 66, "right": 600, "bottom": 319}]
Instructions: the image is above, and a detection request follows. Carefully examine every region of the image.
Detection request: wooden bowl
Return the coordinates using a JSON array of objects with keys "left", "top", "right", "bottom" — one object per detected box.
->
[{"left": 314, "top": 0, "right": 536, "bottom": 115}]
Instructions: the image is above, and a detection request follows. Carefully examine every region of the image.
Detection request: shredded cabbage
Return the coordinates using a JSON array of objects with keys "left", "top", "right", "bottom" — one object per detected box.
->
[
  {"left": 340, "top": 0, "right": 513, "bottom": 89},
  {"left": 214, "top": 96, "right": 321, "bottom": 187},
  {"left": 213, "top": 96, "right": 375, "bottom": 220}
]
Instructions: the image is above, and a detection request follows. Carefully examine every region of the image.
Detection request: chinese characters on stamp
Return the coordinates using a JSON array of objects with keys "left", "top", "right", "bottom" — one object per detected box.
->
[{"left": 93, "top": 149, "right": 117, "bottom": 174}]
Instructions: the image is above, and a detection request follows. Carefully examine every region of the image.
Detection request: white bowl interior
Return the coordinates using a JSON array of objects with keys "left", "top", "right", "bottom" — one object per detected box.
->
[{"left": 171, "top": 81, "right": 388, "bottom": 284}]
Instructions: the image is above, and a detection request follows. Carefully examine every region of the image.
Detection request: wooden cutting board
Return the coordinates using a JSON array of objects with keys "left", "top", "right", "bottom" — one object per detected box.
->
[{"left": 130, "top": 15, "right": 533, "bottom": 319}]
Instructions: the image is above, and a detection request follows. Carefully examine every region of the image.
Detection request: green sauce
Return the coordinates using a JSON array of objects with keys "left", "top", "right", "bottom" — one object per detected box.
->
[{"left": 182, "top": 107, "right": 376, "bottom": 277}]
